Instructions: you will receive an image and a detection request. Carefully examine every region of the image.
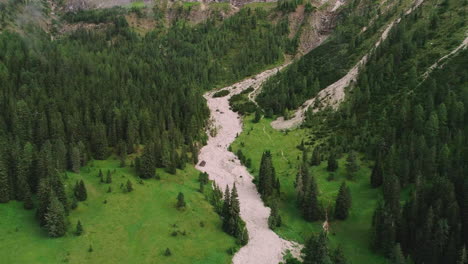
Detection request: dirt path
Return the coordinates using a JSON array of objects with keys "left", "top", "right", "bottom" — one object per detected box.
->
[
  {"left": 247, "top": 62, "right": 292, "bottom": 105},
  {"left": 262, "top": 125, "right": 272, "bottom": 140},
  {"left": 421, "top": 34, "right": 468, "bottom": 82},
  {"left": 271, "top": 0, "right": 425, "bottom": 130},
  {"left": 196, "top": 65, "right": 302, "bottom": 264}
]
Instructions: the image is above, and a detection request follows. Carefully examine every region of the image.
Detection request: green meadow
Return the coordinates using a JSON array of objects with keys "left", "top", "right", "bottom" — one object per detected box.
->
[
  {"left": 0, "top": 158, "right": 235, "bottom": 264},
  {"left": 231, "top": 115, "right": 388, "bottom": 264}
]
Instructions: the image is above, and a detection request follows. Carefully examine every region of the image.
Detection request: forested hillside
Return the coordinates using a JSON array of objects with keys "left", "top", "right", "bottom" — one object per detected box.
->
[
  {"left": 257, "top": 0, "right": 414, "bottom": 115},
  {"left": 295, "top": 0, "right": 467, "bottom": 262},
  {"left": 0, "top": 3, "right": 290, "bottom": 236},
  {"left": 229, "top": 0, "right": 467, "bottom": 263}
]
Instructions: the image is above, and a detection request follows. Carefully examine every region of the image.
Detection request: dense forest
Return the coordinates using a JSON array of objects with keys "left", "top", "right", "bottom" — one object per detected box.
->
[
  {"left": 298, "top": 0, "right": 468, "bottom": 262},
  {"left": 257, "top": 0, "right": 406, "bottom": 115},
  {"left": 0, "top": 6, "right": 290, "bottom": 236}
]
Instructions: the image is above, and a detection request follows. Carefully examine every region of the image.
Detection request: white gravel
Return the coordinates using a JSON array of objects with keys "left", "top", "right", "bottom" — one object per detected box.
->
[
  {"left": 196, "top": 65, "right": 302, "bottom": 264},
  {"left": 271, "top": 0, "right": 425, "bottom": 130}
]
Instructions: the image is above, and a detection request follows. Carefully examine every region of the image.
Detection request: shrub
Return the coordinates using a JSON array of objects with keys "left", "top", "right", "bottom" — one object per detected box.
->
[{"left": 213, "top": 89, "right": 230, "bottom": 97}]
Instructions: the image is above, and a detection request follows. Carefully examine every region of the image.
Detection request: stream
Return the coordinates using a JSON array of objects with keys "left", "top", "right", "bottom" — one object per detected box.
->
[{"left": 195, "top": 64, "right": 302, "bottom": 264}]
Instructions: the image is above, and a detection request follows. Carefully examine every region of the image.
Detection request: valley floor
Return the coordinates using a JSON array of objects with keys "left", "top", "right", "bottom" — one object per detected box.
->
[
  {"left": 0, "top": 159, "right": 235, "bottom": 264},
  {"left": 196, "top": 64, "right": 302, "bottom": 264},
  {"left": 231, "top": 115, "right": 390, "bottom": 264}
]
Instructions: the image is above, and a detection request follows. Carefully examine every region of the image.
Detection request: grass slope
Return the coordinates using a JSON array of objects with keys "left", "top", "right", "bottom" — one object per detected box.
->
[
  {"left": 231, "top": 115, "right": 388, "bottom": 264},
  {"left": 0, "top": 158, "right": 235, "bottom": 264}
]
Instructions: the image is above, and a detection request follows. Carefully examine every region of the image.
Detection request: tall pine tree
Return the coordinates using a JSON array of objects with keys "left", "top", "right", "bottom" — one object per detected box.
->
[
  {"left": 45, "top": 192, "right": 67, "bottom": 238},
  {"left": 304, "top": 231, "right": 332, "bottom": 264},
  {"left": 303, "top": 172, "right": 322, "bottom": 221},
  {"left": 334, "top": 182, "right": 352, "bottom": 220},
  {"left": 0, "top": 159, "right": 10, "bottom": 203}
]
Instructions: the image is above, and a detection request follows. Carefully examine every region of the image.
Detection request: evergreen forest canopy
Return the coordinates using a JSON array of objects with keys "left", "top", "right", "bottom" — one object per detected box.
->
[
  {"left": 257, "top": 0, "right": 391, "bottom": 114},
  {"left": 0, "top": 6, "right": 290, "bottom": 235},
  {"left": 293, "top": 0, "right": 467, "bottom": 263}
]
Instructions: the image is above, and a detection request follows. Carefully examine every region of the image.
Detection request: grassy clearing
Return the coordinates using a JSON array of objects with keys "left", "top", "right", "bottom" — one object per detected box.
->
[
  {"left": 0, "top": 158, "right": 235, "bottom": 264},
  {"left": 183, "top": 1, "right": 201, "bottom": 9},
  {"left": 231, "top": 115, "right": 388, "bottom": 264},
  {"left": 126, "top": 1, "right": 146, "bottom": 9}
]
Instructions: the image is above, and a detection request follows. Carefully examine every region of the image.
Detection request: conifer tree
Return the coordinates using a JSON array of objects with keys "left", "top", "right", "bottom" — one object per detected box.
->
[
  {"left": 36, "top": 178, "right": 51, "bottom": 226},
  {"left": 167, "top": 149, "right": 178, "bottom": 175},
  {"left": 268, "top": 200, "right": 282, "bottom": 229},
  {"left": 71, "top": 196, "right": 78, "bottom": 210},
  {"left": 230, "top": 184, "right": 241, "bottom": 234},
  {"left": 371, "top": 158, "right": 384, "bottom": 188},
  {"left": 258, "top": 151, "right": 277, "bottom": 200},
  {"left": 253, "top": 109, "right": 261, "bottom": 123},
  {"left": 310, "top": 147, "right": 321, "bottom": 166},
  {"left": 45, "top": 192, "right": 67, "bottom": 238},
  {"left": 75, "top": 220, "right": 83, "bottom": 236},
  {"left": 99, "top": 169, "right": 104, "bottom": 183},
  {"left": 198, "top": 172, "right": 209, "bottom": 185},
  {"left": 238, "top": 223, "right": 249, "bottom": 246},
  {"left": 382, "top": 174, "right": 400, "bottom": 217},
  {"left": 303, "top": 173, "right": 322, "bottom": 221},
  {"left": 334, "top": 182, "right": 352, "bottom": 220},
  {"left": 295, "top": 167, "right": 305, "bottom": 206},
  {"left": 222, "top": 186, "right": 231, "bottom": 232},
  {"left": 231, "top": 184, "right": 248, "bottom": 245},
  {"left": 51, "top": 172, "right": 68, "bottom": 214},
  {"left": 237, "top": 149, "right": 245, "bottom": 164},
  {"left": 177, "top": 149, "right": 187, "bottom": 170},
  {"left": 458, "top": 247, "right": 467, "bottom": 264},
  {"left": 211, "top": 184, "right": 224, "bottom": 214},
  {"left": 304, "top": 231, "right": 331, "bottom": 264},
  {"left": 126, "top": 180, "right": 133, "bottom": 192},
  {"left": 16, "top": 143, "right": 33, "bottom": 201},
  {"left": 23, "top": 186, "right": 34, "bottom": 210},
  {"left": 327, "top": 153, "right": 338, "bottom": 172},
  {"left": 74, "top": 180, "right": 87, "bottom": 201},
  {"left": 106, "top": 170, "right": 112, "bottom": 183},
  {"left": 139, "top": 143, "right": 155, "bottom": 179},
  {"left": 0, "top": 160, "right": 10, "bottom": 203},
  {"left": 92, "top": 123, "right": 108, "bottom": 160},
  {"left": 345, "top": 151, "right": 359, "bottom": 180},
  {"left": 80, "top": 180, "right": 87, "bottom": 200},
  {"left": 245, "top": 158, "right": 252, "bottom": 168},
  {"left": 191, "top": 143, "right": 199, "bottom": 165},
  {"left": 71, "top": 146, "right": 81, "bottom": 173},
  {"left": 332, "top": 246, "right": 348, "bottom": 264},
  {"left": 176, "top": 192, "right": 186, "bottom": 209},
  {"left": 372, "top": 202, "right": 396, "bottom": 257},
  {"left": 302, "top": 148, "right": 308, "bottom": 163},
  {"left": 392, "top": 243, "right": 405, "bottom": 264}
]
